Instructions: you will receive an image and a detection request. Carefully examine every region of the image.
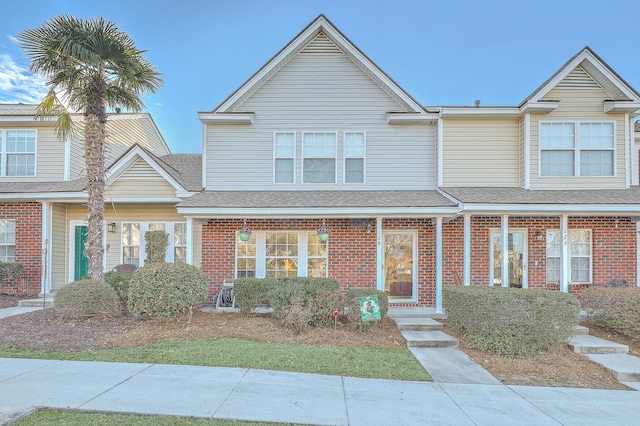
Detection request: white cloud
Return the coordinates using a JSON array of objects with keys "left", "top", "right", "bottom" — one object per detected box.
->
[{"left": 0, "top": 53, "right": 47, "bottom": 104}]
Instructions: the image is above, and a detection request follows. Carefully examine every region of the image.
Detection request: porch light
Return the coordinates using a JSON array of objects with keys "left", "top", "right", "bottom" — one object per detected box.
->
[{"left": 107, "top": 222, "right": 117, "bottom": 233}]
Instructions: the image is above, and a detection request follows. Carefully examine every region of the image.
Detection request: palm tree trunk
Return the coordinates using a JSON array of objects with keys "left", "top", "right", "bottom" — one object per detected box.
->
[{"left": 84, "top": 80, "right": 108, "bottom": 280}]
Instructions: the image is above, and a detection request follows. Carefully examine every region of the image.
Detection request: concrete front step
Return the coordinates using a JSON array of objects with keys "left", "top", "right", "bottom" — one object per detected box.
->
[
  {"left": 18, "top": 297, "right": 54, "bottom": 308},
  {"left": 573, "top": 325, "right": 590, "bottom": 335},
  {"left": 401, "top": 330, "right": 458, "bottom": 348},
  {"left": 393, "top": 317, "right": 443, "bottom": 331},
  {"left": 387, "top": 307, "right": 446, "bottom": 319},
  {"left": 568, "top": 335, "right": 629, "bottom": 354},
  {"left": 585, "top": 354, "right": 640, "bottom": 382}
]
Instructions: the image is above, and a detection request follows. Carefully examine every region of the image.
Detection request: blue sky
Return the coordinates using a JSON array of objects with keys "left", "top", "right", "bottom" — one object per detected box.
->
[{"left": 1, "top": 0, "right": 638, "bottom": 153}]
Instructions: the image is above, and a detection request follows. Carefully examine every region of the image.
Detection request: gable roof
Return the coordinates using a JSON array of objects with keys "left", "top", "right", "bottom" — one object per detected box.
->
[
  {"left": 207, "top": 15, "right": 427, "bottom": 117},
  {"left": 522, "top": 46, "right": 640, "bottom": 107}
]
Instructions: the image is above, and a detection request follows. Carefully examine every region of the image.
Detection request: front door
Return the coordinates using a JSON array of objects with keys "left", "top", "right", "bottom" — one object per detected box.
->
[
  {"left": 74, "top": 225, "right": 89, "bottom": 280},
  {"left": 490, "top": 229, "right": 527, "bottom": 288},
  {"left": 383, "top": 231, "right": 417, "bottom": 301}
]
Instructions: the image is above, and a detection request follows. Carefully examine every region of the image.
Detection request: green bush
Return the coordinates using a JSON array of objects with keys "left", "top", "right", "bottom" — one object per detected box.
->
[
  {"left": 268, "top": 278, "right": 340, "bottom": 317},
  {"left": 145, "top": 230, "right": 168, "bottom": 263},
  {"left": 54, "top": 279, "right": 121, "bottom": 318},
  {"left": 104, "top": 271, "right": 132, "bottom": 304},
  {"left": 128, "top": 263, "right": 208, "bottom": 321},
  {"left": 234, "top": 278, "right": 280, "bottom": 315},
  {"left": 346, "top": 287, "right": 388, "bottom": 318},
  {"left": 580, "top": 287, "right": 640, "bottom": 341},
  {"left": 0, "top": 261, "right": 24, "bottom": 281},
  {"left": 444, "top": 286, "right": 580, "bottom": 358}
]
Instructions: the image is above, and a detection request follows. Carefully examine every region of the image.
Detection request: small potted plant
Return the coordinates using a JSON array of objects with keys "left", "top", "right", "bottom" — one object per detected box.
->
[
  {"left": 238, "top": 220, "right": 252, "bottom": 241},
  {"left": 316, "top": 221, "right": 331, "bottom": 242}
]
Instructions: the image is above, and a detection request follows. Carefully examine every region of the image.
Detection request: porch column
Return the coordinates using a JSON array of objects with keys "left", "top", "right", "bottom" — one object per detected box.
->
[
  {"left": 501, "top": 214, "right": 509, "bottom": 288},
  {"left": 560, "top": 214, "right": 569, "bottom": 292},
  {"left": 186, "top": 217, "right": 193, "bottom": 265},
  {"left": 41, "top": 202, "right": 52, "bottom": 294},
  {"left": 463, "top": 213, "right": 471, "bottom": 286},
  {"left": 436, "top": 216, "right": 443, "bottom": 313},
  {"left": 376, "top": 217, "right": 383, "bottom": 291}
]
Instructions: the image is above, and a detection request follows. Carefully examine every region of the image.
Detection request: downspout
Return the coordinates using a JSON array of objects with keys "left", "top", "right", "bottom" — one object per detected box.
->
[
  {"left": 524, "top": 113, "right": 531, "bottom": 189},
  {"left": 436, "top": 216, "right": 443, "bottom": 313},
  {"left": 186, "top": 217, "right": 193, "bottom": 265},
  {"left": 501, "top": 214, "right": 509, "bottom": 288},
  {"left": 41, "top": 202, "right": 52, "bottom": 294},
  {"left": 625, "top": 113, "right": 630, "bottom": 189},
  {"left": 560, "top": 214, "right": 569, "bottom": 292},
  {"left": 464, "top": 213, "right": 471, "bottom": 285}
]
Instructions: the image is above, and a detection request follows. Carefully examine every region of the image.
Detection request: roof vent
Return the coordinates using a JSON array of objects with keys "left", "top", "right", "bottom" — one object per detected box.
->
[{"left": 474, "top": 100, "right": 481, "bottom": 107}]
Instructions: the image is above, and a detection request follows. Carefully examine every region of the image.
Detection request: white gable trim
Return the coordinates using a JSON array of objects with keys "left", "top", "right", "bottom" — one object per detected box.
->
[
  {"left": 105, "top": 146, "right": 186, "bottom": 193},
  {"left": 527, "top": 48, "right": 640, "bottom": 105},
  {"left": 213, "top": 15, "right": 426, "bottom": 115}
]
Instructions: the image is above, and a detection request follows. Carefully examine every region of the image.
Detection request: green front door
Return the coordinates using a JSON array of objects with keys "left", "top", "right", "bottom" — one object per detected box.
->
[{"left": 74, "top": 226, "right": 89, "bottom": 280}]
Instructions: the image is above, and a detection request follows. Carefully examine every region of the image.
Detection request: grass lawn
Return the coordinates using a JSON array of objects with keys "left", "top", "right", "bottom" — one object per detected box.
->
[
  {"left": 13, "top": 409, "right": 293, "bottom": 425},
  {"left": 0, "top": 337, "right": 431, "bottom": 381}
]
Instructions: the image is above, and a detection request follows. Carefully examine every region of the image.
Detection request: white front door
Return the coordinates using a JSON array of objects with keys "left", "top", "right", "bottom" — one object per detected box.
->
[{"left": 383, "top": 231, "right": 417, "bottom": 302}]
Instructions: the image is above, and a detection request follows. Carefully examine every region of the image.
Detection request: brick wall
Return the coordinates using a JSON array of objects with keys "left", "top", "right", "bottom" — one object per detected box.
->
[
  {"left": 0, "top": 203, "right": 42, "bottom": 295},
  {"left": 201, "top": 218, "right": 437, "bottom": 305}
]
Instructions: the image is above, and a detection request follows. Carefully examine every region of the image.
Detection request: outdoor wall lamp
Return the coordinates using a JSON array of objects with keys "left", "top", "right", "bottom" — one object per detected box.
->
[{"left": 107, "top": 222, "right": 117, "bottom": 233}]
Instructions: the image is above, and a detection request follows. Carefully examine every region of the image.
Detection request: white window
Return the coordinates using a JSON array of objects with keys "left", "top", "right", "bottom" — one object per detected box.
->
[
  {"left": 0, "top": 219, "right": 16, "bottom": 262},
  {"left": 236, "top": 230, "right": 328, "bottom": 278},
  {"left": 303, "top": 133, "right": 336, "bottom": 183},
  {"left": 274, "top": 132, "right": 295, "bottom": 183},
  {"left": 121, "top": 222, "right": 187, "bottom": 266},
  {"left": 0, "top": 130, "right": 36, "bottom": 177},
  {"left": 344, "top": 132, "right": 365, "bottom": 183},
  {"left": 546, "top": 229, "right": 592, "bottom": 283},
  {"left": 540, "top": 122, "right": 614, "bottom": 177}
]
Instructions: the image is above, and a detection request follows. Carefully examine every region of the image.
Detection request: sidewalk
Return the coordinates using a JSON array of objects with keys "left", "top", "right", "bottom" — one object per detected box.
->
[{"left": 1, "top": 357, "right": 640, "bottom": 425}]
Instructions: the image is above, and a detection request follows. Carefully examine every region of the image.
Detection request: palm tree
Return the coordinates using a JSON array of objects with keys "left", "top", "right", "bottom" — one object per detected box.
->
[{"left": 19, "top": 15, "right": 163, "bottom": 280}]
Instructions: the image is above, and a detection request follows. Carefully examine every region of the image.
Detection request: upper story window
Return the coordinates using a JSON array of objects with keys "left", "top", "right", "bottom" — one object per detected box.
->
[
  {"left": 274, "top": 132, "right": 295, "bottom": 183},
  {"left": 540, "top": 122, "right": 614, "bottom": 177},
  {"left": 0, "top": 130, "right": 36, "bottom": 177},
  {"left": 303, "top": 132, "right": 336, "bottom": 183},
  {"left": 344, "top": 132, "right": 365, "bottom": 183}
]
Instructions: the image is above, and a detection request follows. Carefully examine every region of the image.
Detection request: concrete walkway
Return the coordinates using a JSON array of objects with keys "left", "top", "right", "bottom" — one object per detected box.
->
[
  {"left": 1, "top": 305, "right": 640, "bottom": 424},
  {"left": 1, "top": 357, "right": 640, "bottom": 425}
]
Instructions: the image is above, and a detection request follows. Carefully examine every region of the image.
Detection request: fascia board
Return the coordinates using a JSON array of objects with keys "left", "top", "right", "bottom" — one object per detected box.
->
[
  {"left": 1, "top": 193, "right": 87, "bottom": 201},
  {"left": 177, "top": 207, "right": 460, "bottom": 218},
  {"left": 386, "top": 112, "right": 438, "bottom": 124},
  {"left": 104, "top": 197, "right": 182, "bottom": 203},
  {"left": 198, "top": 112, "right": 254, "bottom": 124},
  {"left": 439, "top": 107, "right": 521, "bottom": 118},
  {"left": 604, "top": 101, "right": 640, "bottom": 115},
  {"left": 462, "top": 203, "right": 640, "bottom": 215}
]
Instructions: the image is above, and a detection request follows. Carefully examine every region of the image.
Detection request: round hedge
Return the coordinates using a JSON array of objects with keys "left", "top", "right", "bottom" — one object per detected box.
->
[
  {"left": 54, "top": 279, "right": 121, "bottom": 318},
  {"left": 127, "top": 262, "right": 208, "bottom": 320}
]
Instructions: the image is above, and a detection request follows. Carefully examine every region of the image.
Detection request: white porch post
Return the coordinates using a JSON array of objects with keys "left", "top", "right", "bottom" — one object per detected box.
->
[
  {"left": 376, "top": 217, "right": 383, "bottom": 291},
  {"left": 501, "top": 214, "right": 509, "bottom": 288},
  {"left": 41, "top": 202, "right": 52, "bottom": 294},
  {"left": 464, "top": 213, "right": 471, "bottom": 286},
  {"left": 560, "top": 214, "right": 569, "bottom": 292},
  {"left": 636, "top": 221, "right": 640, "bottom": 287},
  {"left": 186, "top": 217, "right": 193, "bottom": 265},
  {"left": 436, "top": 216, "right": 443, "bottom": 313}
]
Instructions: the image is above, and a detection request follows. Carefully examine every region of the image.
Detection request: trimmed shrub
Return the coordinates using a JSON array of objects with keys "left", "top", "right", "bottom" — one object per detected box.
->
[
  {"left": 444, "top": 286, "right": 580, "bottom": 358},
  {"left": 280, "top": 296, "right": 314, "bottom": 334},
  {"left": 104, "top": 271, "right": 132, "bottom": 304},
  {"left": 346, "top": 287, "right": 388, "bottom": 318},
  {"left": 0, "top": 261, "right": 23, "bottom": 281},
  {"left": 234, "top": 278, "right": 280, "bottom": 315},
  {"left": 145, "top": 230, "right": 168, "bottom": 264},
  {"left": 268, "top": 278, "right": 340, "bottom": 317},
  {"left": 580, "top": 287, "right": 640, "bottom": 341},
  {"left": 128, "top": 263, "right": 208, "bottom": 321},
  {"left": 54, "top": 279, "right": 121, "bottom": 319}
]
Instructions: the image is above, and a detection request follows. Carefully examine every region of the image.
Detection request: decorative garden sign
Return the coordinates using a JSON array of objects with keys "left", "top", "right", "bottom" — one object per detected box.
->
[{"left": 359, "top": 295, "right": 381, "bottom": 322}]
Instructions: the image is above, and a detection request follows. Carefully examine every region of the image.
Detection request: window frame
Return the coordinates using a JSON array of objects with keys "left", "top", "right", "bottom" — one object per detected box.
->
[
  {"left": 0, "top": 129, "right": 37, "bottom": 177},
  {"left": 273, "top": 132, "right": 296, "bottom": 184},
  {"left": 302, "top": 132, "right": 337, "bottom": 184},
  {"left": 120, "top": 221, "right": 187, "bottom": 266},
  {"left": 546, "top": 229, "right": 592, "bottom": 284},
  {"left": 235, "top": 230, "right": 328, "bottom": 278},
  {"left": 343, "top": 131, "right": 366, "bottom": 184},
  {"left": 539, "top": 121, "right": 615, "bottom": 177},
  {"left": 0, "top": 219, "right": 16, "bottom": 262}
]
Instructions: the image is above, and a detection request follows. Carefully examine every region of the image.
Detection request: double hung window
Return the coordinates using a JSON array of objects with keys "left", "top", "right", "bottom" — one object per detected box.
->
[
  {"left": 274, "top": 132, "right": 295, "bottom": 183},
  {"left": 344, "top": 132, "right": 365, "bottom": 183},
  {"left": 546, "top": 229, "right": 592, "bottom": 283},
  {"left": 0, "top": 130, "right": 36, "bottom": 176},
  {"left": 540, "top": 122, "right": 614, "bottom": 177},
  {"left": 236, "top": 230, "right": 327, "bottom": 278},
  {"left": 0, "top": 219, "right": 16, "bottom": 262},
  {"left": 303, "top": 133, "right": 336, "bottom": 183}
]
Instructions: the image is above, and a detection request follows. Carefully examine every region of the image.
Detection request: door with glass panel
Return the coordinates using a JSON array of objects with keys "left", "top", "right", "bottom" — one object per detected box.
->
[
  {"left": 383, "top": 232, "right": 417, "bottom": 301},
  {"left": 490, "top": 229, "right": 528, "bottom": 288}
]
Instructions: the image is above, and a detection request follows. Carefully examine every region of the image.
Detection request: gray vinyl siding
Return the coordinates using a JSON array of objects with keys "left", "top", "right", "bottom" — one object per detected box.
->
[
  {"left": 441, "top": 119, "right": 520, "bottom": 187},
  {"left": 205, "top": 51, "right": 435, "bottom": 190},
  {"left": 530, "top": 87, "right": 627, "bottom": 189},
  {"left": 519, "top": 117, "right": 525, "bottom": 187},
  {"left": 51, "top": 203, "right": 67, "bottom": 290}
]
